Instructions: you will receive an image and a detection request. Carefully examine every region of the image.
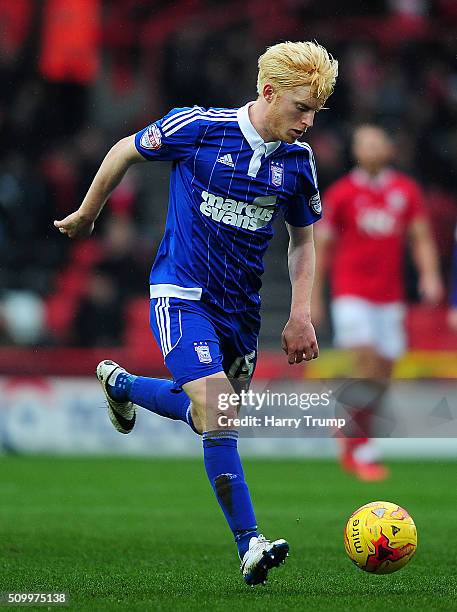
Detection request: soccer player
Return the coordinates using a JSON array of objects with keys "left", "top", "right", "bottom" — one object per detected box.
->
[
  {"left": 54, "top": 41, "right": 338, "bottom": 585},
  {"left": 313, "top": 125, "right": 443, "bottom": 481}
]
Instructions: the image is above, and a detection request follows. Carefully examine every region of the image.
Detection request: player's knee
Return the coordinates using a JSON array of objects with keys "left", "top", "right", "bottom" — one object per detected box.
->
[
  {"left": 354, "top": 348, "right": 390, "bottom": 378},
  {"left": 190, "top": 406, "right": 204, "bottom": 434},
  {"left": 190, "top": 400, "right": 215, "bottom": 433}
]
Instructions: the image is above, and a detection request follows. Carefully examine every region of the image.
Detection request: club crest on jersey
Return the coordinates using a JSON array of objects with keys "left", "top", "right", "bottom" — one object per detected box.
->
[
  {"left": 270, "top": 160, "right": 284, "bottom": 187},
  {"left": 309, "top": 192, "right": 322, "bottom": 214},
  {"left": 194, "top": 341, "right": 212, "bottom": 363},
  {"left": 140, "top": 123, "right": 162, "bottom": 150}
]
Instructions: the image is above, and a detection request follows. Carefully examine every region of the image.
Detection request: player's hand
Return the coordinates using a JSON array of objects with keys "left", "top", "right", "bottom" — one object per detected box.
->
[
  {"left": 54, "top": 210, "right": 95, "bottom": 239},
  {"left": 281, "top": 317, "right": 319, "bottom": 364},
  {"left": 418, "top": 274, "right": 444, "bottom": 305}
]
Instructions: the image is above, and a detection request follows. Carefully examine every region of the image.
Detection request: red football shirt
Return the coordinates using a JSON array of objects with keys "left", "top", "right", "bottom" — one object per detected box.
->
[{"left": 320, "top": 168, "right": 427, "bottom": 303}]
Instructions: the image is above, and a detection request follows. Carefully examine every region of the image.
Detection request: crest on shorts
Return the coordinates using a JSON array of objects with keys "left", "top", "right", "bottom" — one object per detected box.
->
[
  {"left": 309, "top": 192, "right": 322, "bottom": 214},
  {"left": 140, "top": 123, "right": 162, "bottom": 150},
  {"left": 270, "top": 160, "right": 284, "bottom": 187},
  {"left": 194, "top": 341, "right": 212, "bottom": 363}
]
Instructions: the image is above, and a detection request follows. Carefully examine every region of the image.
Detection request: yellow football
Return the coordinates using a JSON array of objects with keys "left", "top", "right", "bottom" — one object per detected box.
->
[{"left": 344, "top": 501, "right": 417, "bottom": 574}]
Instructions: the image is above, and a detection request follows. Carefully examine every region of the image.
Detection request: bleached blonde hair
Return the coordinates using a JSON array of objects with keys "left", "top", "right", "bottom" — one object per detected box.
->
[{"left": 257, "top": 41, "right": 338, "bottom": 101}]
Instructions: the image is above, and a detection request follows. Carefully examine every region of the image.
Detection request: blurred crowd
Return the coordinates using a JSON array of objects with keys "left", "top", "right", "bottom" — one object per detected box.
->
[{"left": 0, "top": 0, "right": 456, "bottom": 347}]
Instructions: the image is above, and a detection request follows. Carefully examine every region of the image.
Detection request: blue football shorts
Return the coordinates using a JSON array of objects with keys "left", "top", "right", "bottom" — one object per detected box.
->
[{"left": 150, "top": 297, "right": 260, "bottom": 388}]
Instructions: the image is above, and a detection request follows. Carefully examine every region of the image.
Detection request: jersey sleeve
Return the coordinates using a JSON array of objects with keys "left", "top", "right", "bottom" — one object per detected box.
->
[
  {"left": 283, "top": 146, "right": 322, "bottom": 227},
  {"left": 134, "top": 106, "right": 203, "bottom": 161}
]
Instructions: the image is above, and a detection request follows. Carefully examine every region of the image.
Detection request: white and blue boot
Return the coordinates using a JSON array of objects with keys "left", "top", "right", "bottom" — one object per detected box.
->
[
  {"left": 96, "top": 360, "right": 136, "bottom": 434},
  {"left": 240, "top": 535, "right": 289, "bottom": 586}
]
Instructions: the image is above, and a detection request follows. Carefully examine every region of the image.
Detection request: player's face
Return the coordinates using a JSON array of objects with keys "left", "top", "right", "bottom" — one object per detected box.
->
[
  {"left": 265, "top": 85, "right": 324, "bottom": 143},
  {"left": 352, "top": 127, "right": 393, "bottom": 172}
]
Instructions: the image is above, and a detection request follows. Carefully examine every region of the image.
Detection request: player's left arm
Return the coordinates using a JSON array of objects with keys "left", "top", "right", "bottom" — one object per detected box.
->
[
  {"left": 281, "top": 223, "right": 319, "bottom": 364},
  {"left": 408, "top": 216, "right": 444, "bottom": 304}
]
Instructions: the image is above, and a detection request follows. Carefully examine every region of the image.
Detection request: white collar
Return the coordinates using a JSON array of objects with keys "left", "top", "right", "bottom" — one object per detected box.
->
[
  {"left": 352, "top": 167, "right": 394, "bottom": 189},
  {"left": 237, "top": 101, "right": 281, "bottom": 156}
]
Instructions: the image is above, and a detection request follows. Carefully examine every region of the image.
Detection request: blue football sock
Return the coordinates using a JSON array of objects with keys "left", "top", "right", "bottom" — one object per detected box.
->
[
  {"left": 203, "top": 430, "right": 258, "bottom": 558},
  {"left": 107, "top": 372, "right": 196, "bottom": 432},
  {"left": 130, "top": 376, "right": 197, "bottom": 433},
  {"left": 107, "top": 371, "right": 136, "bottom": 402}
]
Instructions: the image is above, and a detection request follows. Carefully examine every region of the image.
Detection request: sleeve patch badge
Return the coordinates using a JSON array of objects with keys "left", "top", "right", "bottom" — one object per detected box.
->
[
  {"left": 309, "top": 192, "right": 322, "bottom": 214},
  {"left": 140, "top": 123, "right": 162, "bottom": 150}
]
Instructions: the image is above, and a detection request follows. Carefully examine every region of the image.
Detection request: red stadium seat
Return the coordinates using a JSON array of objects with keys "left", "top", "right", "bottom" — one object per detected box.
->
[
  {"left": 71, "top": 240, "right": 103, "bottom": 269},
  {"left": 45, "top": 294, "right": 78, "bottom": 341},
  {"left": 55, "top": 268, "right": 90, "bottom": 298}
]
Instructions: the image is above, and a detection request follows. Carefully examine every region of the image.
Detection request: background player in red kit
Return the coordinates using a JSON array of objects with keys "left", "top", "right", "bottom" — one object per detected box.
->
[{"left": 313, "top": 124, "right": 444, "bottom": 481}]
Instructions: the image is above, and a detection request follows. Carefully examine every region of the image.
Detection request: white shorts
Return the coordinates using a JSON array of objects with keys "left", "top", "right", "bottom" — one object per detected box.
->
[{"left": 331, "top": 296, "right": 407, "bottom": 360}]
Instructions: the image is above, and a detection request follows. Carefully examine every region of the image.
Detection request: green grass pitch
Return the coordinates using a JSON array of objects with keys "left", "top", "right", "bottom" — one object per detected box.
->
[{"left": 1, "top": 456, "right": 456, "bottom": 611}]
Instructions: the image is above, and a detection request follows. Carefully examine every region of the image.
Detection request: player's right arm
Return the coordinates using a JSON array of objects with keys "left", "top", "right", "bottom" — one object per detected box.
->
[
  {"left": 54, "top": 107, "right": 202, "bottom": 239},
  {"left": 54, "top": 135, "right": 145, "bottom": 239}
]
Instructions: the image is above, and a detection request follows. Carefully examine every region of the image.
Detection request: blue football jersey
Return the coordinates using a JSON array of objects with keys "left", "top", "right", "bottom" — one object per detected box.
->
[{"left": 135, "top": 103, "right": 322, "bottom": 313}]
